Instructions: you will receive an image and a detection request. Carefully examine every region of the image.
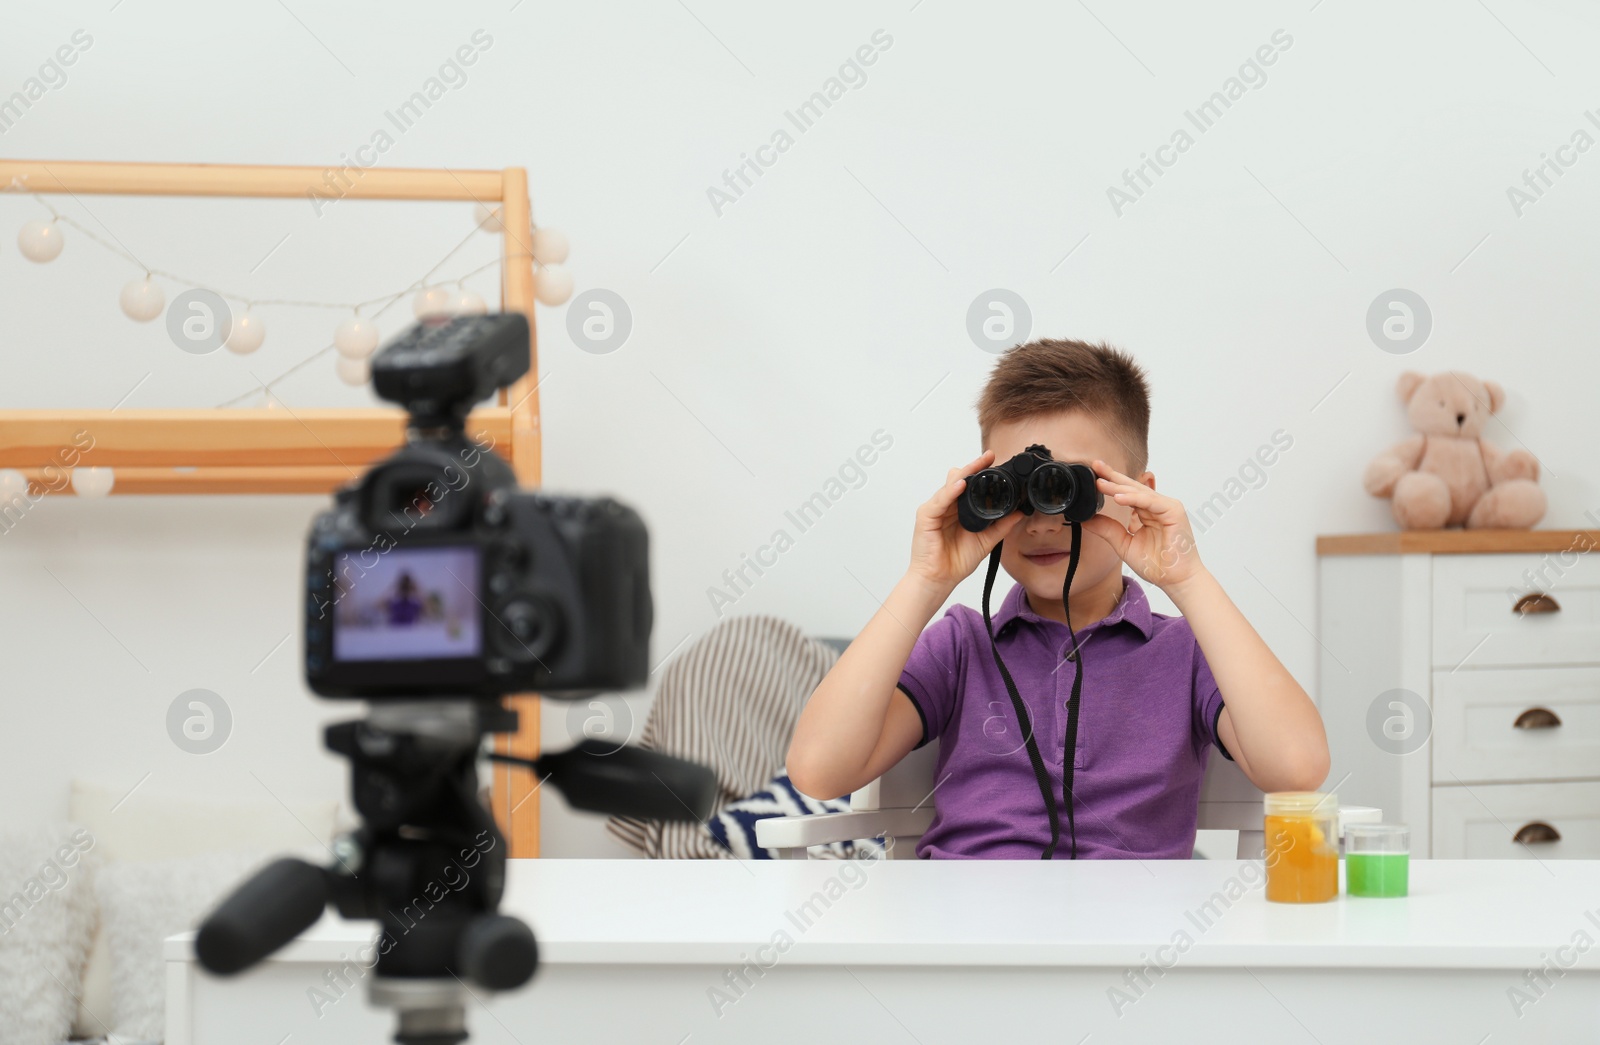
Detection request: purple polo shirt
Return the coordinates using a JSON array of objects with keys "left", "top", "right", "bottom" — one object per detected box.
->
[{"left": 896, "top": 575, "right": 1232, "bottom": 860}]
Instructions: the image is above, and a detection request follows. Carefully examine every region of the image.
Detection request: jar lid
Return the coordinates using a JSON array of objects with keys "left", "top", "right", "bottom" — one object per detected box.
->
[{"left": 1264, "top": 791, "right": 1339, "bottom": 816}]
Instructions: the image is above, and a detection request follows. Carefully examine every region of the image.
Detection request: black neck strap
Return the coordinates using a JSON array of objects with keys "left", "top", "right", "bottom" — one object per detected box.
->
[{"left": 980, "top": 521, "right": 1084, "bottom": 859}]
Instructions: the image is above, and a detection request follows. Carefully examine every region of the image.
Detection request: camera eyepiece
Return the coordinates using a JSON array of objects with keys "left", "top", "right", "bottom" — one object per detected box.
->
[{"left": 363, "top": 452, "right": 475, "bottom": 533}]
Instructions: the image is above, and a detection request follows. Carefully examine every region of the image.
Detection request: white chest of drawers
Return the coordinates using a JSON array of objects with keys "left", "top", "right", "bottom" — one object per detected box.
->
[{"left": 1317, "top": 530, "right": 1600, "bottom": 859}]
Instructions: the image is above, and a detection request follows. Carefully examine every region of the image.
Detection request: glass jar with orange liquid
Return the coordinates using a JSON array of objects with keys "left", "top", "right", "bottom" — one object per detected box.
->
[{"left": 1263, "top": 791, "right": 1339, "bottom": 903}]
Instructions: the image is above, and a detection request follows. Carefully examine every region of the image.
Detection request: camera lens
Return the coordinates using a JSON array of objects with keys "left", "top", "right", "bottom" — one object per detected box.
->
[
  {"left": 964, "top": 469, "right": 1017, "bottom": 519},
  {"left": 1028, "top": 462, "right": 1076, "bottom": 515}
]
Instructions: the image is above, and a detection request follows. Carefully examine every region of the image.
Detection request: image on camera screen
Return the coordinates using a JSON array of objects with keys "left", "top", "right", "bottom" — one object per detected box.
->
[{"left": 331, "top": 546, "right": 481, "bottom": 662}]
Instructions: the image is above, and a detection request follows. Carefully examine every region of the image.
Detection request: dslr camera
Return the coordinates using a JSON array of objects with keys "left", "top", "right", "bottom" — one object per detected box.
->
[
  {"left": 199, "top": 313, "right": 714, "bottom": 1045},
  {"left": 303, "top": 312, "right": 651, "bottom": 698}
]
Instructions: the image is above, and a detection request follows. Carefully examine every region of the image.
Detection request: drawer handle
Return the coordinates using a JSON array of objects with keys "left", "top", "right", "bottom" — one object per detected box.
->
[
  {"left": 1514, "top": 707, "right": 1563, "bottom": 729},
  {"left": 1513, "top": 821, "right": 1562, "bottom": 844},
  {"left": 1512, "top": 593, "right": 1561, "bottom": 615}
]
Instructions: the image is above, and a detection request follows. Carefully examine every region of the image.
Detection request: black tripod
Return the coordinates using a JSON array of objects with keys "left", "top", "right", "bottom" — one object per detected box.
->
[{"left": 196, "top": 699, "right": 715, "bottom": 1045}]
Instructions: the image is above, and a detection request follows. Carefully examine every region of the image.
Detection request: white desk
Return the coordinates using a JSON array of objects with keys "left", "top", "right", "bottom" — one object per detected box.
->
[{"left": 168, "top": 858, "right": 1600, "bottom": 1044}]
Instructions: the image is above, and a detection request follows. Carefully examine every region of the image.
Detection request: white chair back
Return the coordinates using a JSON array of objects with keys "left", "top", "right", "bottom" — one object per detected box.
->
[{"left": 852, "top": 737, "right": 1265, "bottom": 858}]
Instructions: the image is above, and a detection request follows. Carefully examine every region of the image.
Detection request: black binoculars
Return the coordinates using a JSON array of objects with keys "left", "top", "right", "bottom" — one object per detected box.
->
[{"left": 957, "top": 444, "right": 1104, "bottom": 532}]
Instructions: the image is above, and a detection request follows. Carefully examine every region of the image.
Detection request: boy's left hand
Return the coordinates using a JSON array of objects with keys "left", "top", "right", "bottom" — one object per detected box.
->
[{"left": 1081, "top": 459, "right": 1206, "bottom": 593}]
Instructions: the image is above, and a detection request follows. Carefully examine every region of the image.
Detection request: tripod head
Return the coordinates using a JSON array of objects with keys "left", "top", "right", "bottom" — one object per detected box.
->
[{"left": 196, "top": 699, "right": 715, "bottom": 1045}]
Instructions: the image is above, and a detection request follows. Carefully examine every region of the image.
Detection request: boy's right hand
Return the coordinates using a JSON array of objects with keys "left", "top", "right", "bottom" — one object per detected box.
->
[{"left": 907, "top": 450, "right": 1024, "bottom": 594}]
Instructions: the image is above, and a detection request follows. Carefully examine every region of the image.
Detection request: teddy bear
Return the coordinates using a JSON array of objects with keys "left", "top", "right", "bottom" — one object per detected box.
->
[{"left": 1363, "top": 370, "right": 1546, "bottom": 530}]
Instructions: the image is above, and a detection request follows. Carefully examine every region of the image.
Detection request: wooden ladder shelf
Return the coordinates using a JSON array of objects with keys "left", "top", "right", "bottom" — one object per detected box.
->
[{"left": 0, "top": 158, "right": 547, "bottom": 856}]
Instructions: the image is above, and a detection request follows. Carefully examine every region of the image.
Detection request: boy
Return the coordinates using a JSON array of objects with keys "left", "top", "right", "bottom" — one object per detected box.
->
[{"left": 786, "top": 338, "right": 1329, "bottom": 859}]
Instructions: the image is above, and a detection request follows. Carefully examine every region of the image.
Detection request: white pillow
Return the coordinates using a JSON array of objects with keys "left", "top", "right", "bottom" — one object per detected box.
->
[
  {"left": 0, "top": 821, "right": 99, "bottom": 1045},
  {"left": 68, "top": 778, "right": 338, "bottom": 1038},
  {"left": 68, "top": 778, "right": 338, "bottom": 862},
  {"left": 95, "top": 850, "right": 275, "bottom": 1043}
]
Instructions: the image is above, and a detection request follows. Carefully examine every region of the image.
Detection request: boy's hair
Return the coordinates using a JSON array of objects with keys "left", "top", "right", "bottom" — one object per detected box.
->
[{"left": 976, "top": 338, "right": 1151, "bottom": 474}]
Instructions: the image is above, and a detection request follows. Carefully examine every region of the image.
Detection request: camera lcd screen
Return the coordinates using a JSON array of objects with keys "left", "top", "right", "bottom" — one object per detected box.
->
[{"left": 330, "top": 545, "right": 481, "bottom": 662}]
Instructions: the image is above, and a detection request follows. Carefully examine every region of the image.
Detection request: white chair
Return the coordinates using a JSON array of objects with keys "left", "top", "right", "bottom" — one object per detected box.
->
[{"left": 756, "top": 737, "right": 1379, "bottom": 859}]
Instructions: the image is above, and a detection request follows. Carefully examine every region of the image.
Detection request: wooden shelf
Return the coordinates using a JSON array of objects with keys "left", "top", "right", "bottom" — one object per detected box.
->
[
  {"left": 1317, "top": 530, "right": 1600, "bottom": 556},
  {"left": 1, "top": 159, "right": 504, "bottom": 201},
  {"left": 0, "top": 407, "right": 513, "bottom": 478},
  {"left": 24, "top": 466, "right": 364, "bottom": 495}
]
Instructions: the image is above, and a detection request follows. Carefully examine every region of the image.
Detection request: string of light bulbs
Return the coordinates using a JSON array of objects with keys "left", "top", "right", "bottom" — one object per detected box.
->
[
  {"left": 13, "top": 195, "right": 572, "bottom": 398},
  {"left": 5, "top": 193, "right": 573, "bottom": 498},
  {"left": 211, "top": 250, "right": 502, "bottom": 409}
]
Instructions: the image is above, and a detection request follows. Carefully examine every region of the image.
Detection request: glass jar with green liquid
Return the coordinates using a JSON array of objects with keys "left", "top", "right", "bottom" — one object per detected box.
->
[{"left": 1345, "top": 824, "right": 1408, "bottom": 898}]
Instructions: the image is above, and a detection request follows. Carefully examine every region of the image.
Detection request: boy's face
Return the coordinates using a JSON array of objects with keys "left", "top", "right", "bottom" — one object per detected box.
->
[{"left": 984, "top": 410, "right": 1152, "bottom": 600}]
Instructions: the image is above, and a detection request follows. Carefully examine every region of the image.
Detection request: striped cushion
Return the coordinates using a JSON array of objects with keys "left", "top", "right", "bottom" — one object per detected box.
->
[
  {"left": 606, "top": 616, "right": 844, "bottom": 859},
  {"left": 707, "top": 773, "right": 884, "bottom": 860}
]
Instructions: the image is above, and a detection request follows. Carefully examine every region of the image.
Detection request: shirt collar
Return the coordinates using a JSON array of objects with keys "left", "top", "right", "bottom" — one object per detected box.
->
[{"left": 990, "top": 574, "right": 1154, "bottom": 641}]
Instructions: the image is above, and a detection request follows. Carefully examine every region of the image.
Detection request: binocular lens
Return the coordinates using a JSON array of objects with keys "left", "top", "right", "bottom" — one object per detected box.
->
[
  {"left": 965, "top": 470, "right": 1017, "bottom": 519},
  {"left": 1028, "top": 462, "right": 1076, "bottom": 515}
]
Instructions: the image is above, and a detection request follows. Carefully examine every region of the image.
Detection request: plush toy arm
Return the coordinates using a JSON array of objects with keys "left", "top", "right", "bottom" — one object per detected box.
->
[
  {"left": 1364, "top": 434, "right": 1425, "bottom": 498},
  {"left": 1482, "top": 440, "right": 1540, "bottom": 484}
]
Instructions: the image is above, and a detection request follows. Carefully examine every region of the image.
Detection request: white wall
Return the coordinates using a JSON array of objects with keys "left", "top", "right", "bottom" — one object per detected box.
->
[{"left": 3, "top": 0, "right": 1598, "bottom": 855}]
